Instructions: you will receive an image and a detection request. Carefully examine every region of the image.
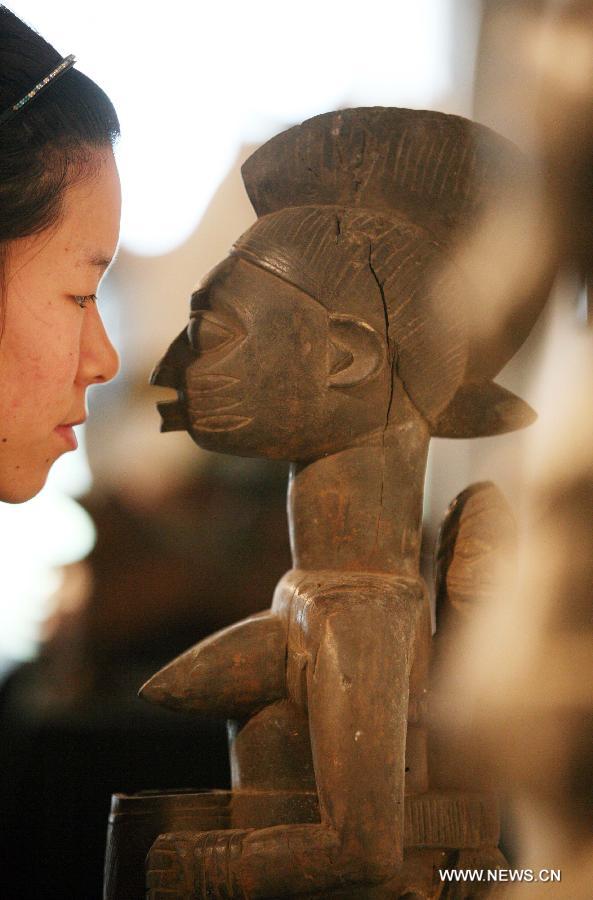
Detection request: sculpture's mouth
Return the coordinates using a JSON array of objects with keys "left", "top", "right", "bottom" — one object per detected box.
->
[{"left": 156, "top": 393, "right": 189, "bottom": 433}]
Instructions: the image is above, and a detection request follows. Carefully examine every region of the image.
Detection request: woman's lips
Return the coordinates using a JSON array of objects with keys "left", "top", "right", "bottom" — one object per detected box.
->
[{"left": 54, "top": 424, "right": 78, "bottom": 450}]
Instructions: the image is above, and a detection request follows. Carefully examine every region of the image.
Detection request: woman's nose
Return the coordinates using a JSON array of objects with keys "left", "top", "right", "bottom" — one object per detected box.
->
[
  {"left": 150, "top": 328, "right": 193, "bottom": 389},
  {"left": 78, "top": 305, "right": 120, "bottom": 385}
]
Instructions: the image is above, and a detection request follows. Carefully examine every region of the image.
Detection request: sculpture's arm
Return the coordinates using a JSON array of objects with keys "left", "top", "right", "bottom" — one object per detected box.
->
[
  {"left": 301, "top": 591, "right": 420, "bottom": 883},
  {"left": 139, "top": 610, "right": 288, "bottom": 718},
  {"left": 147, "top": 586, "right": 422, "bottom": 897}
]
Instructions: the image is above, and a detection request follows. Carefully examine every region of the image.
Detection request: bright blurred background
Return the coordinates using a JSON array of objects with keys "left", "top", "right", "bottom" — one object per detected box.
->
[
  {"left": 2, "top": 0, "right": 581, "bottom": 669},
  {"left": 0, "top": 3, "right": 587, "bottom": 898},
  {"left": 2, "top": 0, "right": 482, "bottom": 665}
]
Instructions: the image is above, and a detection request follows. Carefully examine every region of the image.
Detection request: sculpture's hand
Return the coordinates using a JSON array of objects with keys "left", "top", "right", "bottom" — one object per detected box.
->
[
  {"left": 146, "top": 823, "right": 361, "bottom": 898},
  {"left": 146, "top": 829, "right": 252, "bottom": 899},
  {"left": 146, "top": 832, "right": 186, "bottom": 898}
]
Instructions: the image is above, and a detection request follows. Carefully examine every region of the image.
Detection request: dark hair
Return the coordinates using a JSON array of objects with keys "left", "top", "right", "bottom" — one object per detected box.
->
[{"left": 0, "top": 5, "right": 120, "bottom": 300}]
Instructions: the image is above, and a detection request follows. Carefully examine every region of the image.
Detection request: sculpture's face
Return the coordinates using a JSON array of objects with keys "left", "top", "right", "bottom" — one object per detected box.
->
[{"left": 153, "top": 256, "right": 389, "bottom": 460}]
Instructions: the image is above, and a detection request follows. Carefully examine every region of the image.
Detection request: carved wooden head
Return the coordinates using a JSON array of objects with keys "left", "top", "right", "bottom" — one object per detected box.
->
[
  {"left": 151, "top": 253, "right": 390, "bottom": 459},
  {"left": 153, "top": 108, "right": 543, "bottom": 461}
]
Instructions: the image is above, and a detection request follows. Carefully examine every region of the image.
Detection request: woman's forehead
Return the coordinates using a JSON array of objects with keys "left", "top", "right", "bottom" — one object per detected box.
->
[
  {"left": 59, "top": 153, "right": 121, "bottom": 256},
  {"left": 8, "top": 226, "right": 115, "bottom": 282},
  {"left": 8, "top": 156, "right": 120, "bottom": 279}
]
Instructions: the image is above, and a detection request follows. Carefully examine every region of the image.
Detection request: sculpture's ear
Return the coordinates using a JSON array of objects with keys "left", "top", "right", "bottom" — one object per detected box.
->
[
  {"left": 328, "top": 314, "right": 385, "bottom": 389},
  {"left": 432, "top": 380, "right": 537, "bottom": 437}
]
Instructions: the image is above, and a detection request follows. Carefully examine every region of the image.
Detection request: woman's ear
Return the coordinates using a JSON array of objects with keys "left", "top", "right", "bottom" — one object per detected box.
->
[{"left": 328, "top": 314, "right": 386, "bottom": 389}]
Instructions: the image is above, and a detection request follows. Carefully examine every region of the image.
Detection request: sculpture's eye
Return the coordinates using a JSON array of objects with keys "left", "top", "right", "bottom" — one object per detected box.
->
[{"left": 187, "top": 312, "right": 236, "bottom": 354}]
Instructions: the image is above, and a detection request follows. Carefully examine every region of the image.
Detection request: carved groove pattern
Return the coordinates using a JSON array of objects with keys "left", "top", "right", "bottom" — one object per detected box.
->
[
  {"left": 403, "top": 794, "right": 499, "bottom": 849},
  {"left": 192, "top": 828, "right": 249, "bottom": 899}
]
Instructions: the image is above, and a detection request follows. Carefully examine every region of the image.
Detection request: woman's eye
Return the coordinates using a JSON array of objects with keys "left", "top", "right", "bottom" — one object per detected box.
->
[
  {"left": 74, "top": 294, "right": 97, "bottom": 309},
  {"left": 187, "top": 312, "right": 235, "bottom": 353}
]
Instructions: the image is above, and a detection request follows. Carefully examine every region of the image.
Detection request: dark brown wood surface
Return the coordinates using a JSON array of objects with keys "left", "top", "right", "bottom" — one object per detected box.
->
[{"left": 132, "top": 107, "right": 544, "bottom": 898}]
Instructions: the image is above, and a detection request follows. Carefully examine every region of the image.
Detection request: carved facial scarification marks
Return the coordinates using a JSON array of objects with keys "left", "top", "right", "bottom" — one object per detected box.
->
[
  {"left": 186, "top": 373, "right": 244, "bottom": 417},
  {"left": 189, "top": 414, "right": 253, "bottom": 433},
  {"left": 188, "top": 395, "right": 244, "bottom": 413},
  {"left": 187, "top": 374, "right": 240, "bottom": 395}
]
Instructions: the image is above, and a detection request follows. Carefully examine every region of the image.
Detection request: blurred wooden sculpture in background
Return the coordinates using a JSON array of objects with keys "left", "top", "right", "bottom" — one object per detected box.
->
[{"left": 128, "top": 105, "right": 548, "bottom": 899}]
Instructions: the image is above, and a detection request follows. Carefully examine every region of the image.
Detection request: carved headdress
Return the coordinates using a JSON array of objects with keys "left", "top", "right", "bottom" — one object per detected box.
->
[{"left": 232, "top": 108, "right": 544, "bottom": 437}]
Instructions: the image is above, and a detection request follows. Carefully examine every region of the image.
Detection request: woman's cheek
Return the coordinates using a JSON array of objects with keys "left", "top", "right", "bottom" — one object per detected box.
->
[
  {"left": 24, "top": 346, "right": 81, "bottom": 416},
  {"left": 45, "top": 325, "right": 83, "bottom": 380}
]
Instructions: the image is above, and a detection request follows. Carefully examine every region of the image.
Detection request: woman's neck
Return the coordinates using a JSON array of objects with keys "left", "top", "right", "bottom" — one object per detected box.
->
[{"left": 288, "top": 393, "right": 430, "bottom": 577}]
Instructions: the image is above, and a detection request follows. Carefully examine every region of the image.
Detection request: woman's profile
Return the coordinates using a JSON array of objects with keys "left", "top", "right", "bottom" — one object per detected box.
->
[{"left": 0, "top": 5, "right": 120, "bottom": 503}]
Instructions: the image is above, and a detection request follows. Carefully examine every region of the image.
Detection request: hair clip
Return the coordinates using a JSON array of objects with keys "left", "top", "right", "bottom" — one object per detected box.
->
[{"left": 0, "top": 54, "right": 76, "bottom": 127}]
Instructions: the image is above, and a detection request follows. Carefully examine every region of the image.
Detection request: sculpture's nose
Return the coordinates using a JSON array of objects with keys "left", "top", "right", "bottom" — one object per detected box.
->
[{"left": 150, "top": 329, "right": 193, "bottom": 388}]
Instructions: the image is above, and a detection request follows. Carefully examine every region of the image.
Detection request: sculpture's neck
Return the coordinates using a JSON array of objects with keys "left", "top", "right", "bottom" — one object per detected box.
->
[{"left": 288, "top": 401, "right": 430, "bottom": 577}]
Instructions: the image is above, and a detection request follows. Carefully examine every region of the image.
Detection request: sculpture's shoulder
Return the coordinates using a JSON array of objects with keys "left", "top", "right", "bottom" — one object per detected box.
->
[{"left": 272, "top": 568, "right": 425, "bottom": 621}]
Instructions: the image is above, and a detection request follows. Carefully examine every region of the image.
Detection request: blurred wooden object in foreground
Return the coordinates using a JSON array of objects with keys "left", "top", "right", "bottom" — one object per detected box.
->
[{"left": 433, "top": 1, "right": 593, "bottom": 895}]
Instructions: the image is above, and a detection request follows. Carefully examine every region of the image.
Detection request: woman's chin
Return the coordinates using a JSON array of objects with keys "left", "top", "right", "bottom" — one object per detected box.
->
[{"left": 0, "top": 462, "right": 52, "bottom": 504}]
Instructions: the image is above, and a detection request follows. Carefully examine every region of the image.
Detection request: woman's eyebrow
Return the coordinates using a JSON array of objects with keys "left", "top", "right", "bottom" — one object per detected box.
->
[
  {"left": 85, "top": 252, "right": 114, "bottom": 273},
  {"left": 81, "top": 251, "right": 113, "bottom": 275}
]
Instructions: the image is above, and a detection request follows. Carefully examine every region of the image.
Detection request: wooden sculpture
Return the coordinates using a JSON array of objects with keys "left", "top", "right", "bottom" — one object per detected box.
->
[{"left": 141, "top": 108, "right": 544, "bottom": 898}]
